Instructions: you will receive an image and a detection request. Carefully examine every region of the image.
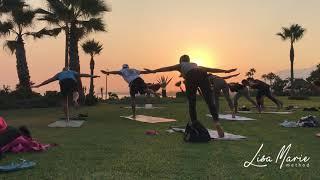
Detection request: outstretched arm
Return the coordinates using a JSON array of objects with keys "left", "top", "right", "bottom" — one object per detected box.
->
[
  {"left": 32, "top": 75, "right": 58, "bottom": 88},
  {"left": 221, "top": 73, "right": 240, "bottom": 80},
  {"left": 144, "top": 64, "right": 180, "bottom": 73},
  {"left": 79, "top": 73, "right": 99, "bottom": 78},
  {"left": 199, "top": 67, "right": 237, "bottom": 73},
  {"left": 101, "top": 70, "right": 121, "bottom": 75}
]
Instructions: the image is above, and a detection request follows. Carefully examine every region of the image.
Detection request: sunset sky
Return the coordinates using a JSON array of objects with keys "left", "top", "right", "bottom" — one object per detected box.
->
[{"left": 1, "top": 0, "right": 320, "bottom": 94}]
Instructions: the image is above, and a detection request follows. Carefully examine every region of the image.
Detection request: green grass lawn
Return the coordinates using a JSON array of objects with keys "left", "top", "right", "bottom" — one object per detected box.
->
[{"left": 0, "top": 97, "right": 320, "bottom": 179}]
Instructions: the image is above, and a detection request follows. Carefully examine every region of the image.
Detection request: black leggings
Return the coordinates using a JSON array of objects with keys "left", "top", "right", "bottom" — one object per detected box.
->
[
  {"left": 185, "top": 69, "right": 219, "bottom": 122},
  {"left": 256, "top": 89, "right": 281, "bottom": 107}
]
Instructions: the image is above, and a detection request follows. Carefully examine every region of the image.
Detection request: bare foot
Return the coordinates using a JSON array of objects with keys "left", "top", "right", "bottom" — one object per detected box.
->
[
  {"left": 215, "top": 123, "right": 225, "bottom": 138},
  {"left": 232, "top": 113, "right": 236, "bottom": 118}
]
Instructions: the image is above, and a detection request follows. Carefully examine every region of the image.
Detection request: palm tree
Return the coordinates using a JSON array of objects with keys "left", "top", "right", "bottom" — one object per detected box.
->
[
  {"left": 276, "top": 24, "right": 306, "bottom": 86},
  {"left": 157, "top": 76, "right": 173, "bottom": 98},
  {"left": 0, "top": 2, "right": 38, "bottom": 93},
  {"left": 261, "top": 74, "right": 268, "bottom": 82},
  {"left": 81, "top": 39, "right": 103, "bottom": 97},
  {"left": 245, "top": 68, "right": 256, "bottom": 79}
]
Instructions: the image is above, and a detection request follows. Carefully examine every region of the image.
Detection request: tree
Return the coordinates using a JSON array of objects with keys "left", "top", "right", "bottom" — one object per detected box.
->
[
  {"left": 306, "top": 63, "right": 320, "bottom": 83},
  {"left": 272, "top": 76, "right": 288, "bottom": 96},
  {"left": 276, "top": 24, "right": 306, "bottom": 87},
  {"left": 261, "top": 74, "right": 268, "bottom": 82},
  {"left": 81, "top": 39, "right": 103, "bottom": 97},
  {"left": 0, "top": 1, "right": 39, "bottom": 94},
  {"left": 246, "top": 68, "right": 256, "bottom": 78},
  {"left": 266, "top": 72, "right": 277, "bottom": 85},
  {"left": 157, "top": 76, "right": 173, "bottom": 98}
]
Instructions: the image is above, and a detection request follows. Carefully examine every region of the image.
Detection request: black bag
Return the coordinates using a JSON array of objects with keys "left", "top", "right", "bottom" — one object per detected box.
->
[
  {"left": 298, "top": 115, "right": 319, "bottom": 127},
  {"left": 184, "top": 121, "right": 211, "bottom": 142}
]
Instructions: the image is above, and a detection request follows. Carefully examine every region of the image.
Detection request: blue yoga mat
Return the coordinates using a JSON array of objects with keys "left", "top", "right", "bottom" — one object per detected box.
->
[{"left": 0, "top": 159, "right": 36, "bottom": 172}]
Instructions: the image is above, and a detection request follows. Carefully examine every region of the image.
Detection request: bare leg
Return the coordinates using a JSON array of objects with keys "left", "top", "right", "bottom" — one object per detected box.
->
[
  {"left": 73, "top": 91, "right": 79, "bottom": 109},
  {"left": 222, "top": 87, "right": 235, "bottom": 117},
  {"left": 242, "top": 88, "right": 260, "bottom": 112},
  {"left": 131, "top": 95, "right": 136, "bottom": 118},
  {"left": 66, "top": 97, "right": 70, "bottom": 125},
  {"left": 200, "top": 80, "right": 224, "bottom": 138}
]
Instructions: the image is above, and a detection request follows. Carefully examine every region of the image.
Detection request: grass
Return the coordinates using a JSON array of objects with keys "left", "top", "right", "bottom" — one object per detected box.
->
[{"left": 0, "top": 97, "right": 320, "bottom": 179}]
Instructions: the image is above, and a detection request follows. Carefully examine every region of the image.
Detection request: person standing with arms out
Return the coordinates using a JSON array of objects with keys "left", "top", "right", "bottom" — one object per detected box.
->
[
  {"left": 144, "top": 55, "right": 237, "bottom": 138},
  {"left": 101, "top": 64, "right": 158, "bottom": 118},
  {"left": 32, "top": 67, "right": 99, "bottom": 121}
]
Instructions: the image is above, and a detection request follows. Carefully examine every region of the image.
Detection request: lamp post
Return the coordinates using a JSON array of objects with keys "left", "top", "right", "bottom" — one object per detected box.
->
[{"left": 105, "top": 69, "right": 108, "bottom": 100}]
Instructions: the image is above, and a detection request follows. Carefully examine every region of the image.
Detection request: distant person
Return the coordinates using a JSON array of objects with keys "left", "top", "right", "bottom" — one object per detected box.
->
[
  {"left": 229, "top": 81, "right": 259, "bottom": 113},
  {"left": 32, "top": 67, "right": 98, "bottom": 119},
  {"left": 243, "top": 78, "right": 283, "bottom": 111},
  {"left": 101, "top": 64, "right": 158, "bottom": 118},
  {"left": 144, "top": 54, "right": 237, "bottom": 137},
  {"left": 208, "top": 73, "right": 240, "bottom": 118}
]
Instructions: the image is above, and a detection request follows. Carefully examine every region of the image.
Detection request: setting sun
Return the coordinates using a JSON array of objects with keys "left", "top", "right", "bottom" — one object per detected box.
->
[{"left": 188, "top": 48, "right": 217, "bottom": 67}]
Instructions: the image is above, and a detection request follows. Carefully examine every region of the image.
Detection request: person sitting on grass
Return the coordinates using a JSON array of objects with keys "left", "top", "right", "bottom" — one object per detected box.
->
[
  {"left": 144, "top": 55, "right": 237, "bottom": 138},
  {"left": 208, "top": 73, "right": 240, "bottom": 118},
  {"left": 229, "top": 80, "right": 260, "bottom": 113},
  {"left": 32, "top": 67, "right": 99, "bottom": 120},
  {"left": 101, "top": 64, "right": 158, "bottom": 118},
  {"left": 243, "top": 78, "right": 283, "bottom": 112}
]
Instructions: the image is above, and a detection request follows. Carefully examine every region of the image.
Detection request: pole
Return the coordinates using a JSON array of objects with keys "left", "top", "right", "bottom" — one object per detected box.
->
[{"left": 105, "top": 74, "right": 108, "bottom": 100}]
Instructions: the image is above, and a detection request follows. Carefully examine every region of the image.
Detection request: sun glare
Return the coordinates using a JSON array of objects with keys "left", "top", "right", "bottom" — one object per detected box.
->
[{"left": 188, "top": 48, "right": 216, "bottom": 67}]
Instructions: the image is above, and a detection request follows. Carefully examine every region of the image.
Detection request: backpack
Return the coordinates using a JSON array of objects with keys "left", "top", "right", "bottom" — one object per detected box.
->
[
  {"left": 184, "top": 121, "right": 211, "bottom": 143},
  {"left": 298, "top": 115, "right": 319, "bottom": 127}
]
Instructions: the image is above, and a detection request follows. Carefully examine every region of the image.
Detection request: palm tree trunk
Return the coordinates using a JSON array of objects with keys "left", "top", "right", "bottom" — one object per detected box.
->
[
  {"left": 15, "top": 35, "right": 31, "bottom": 94},
  {"left": 290, "top": 43, "right": 295, "bottom": 83},
  {"left": 290, "top": 43, "right": 295, "bottom": 95},
  {"left": 89, "top": 56, "right": 95, "bottom": 97},
  {"left": 64, "top": 26, "right": 69, "bottom": 68},
  {"left": 162, "top": 89, "right": 167, "bottom": 98},
  {"left": 69, "top": 22, "right": 85, "bottom": 103}
]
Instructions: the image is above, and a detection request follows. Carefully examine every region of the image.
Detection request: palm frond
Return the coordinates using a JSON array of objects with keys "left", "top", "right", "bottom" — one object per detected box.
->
[
  {"left": 3, "top": 40, "right": 18, "bottom": 54},
  {"left": 0, "top": 21, "right": 13, "bottom": 36},
  {"left": 0, "top": 0, "right": 25, "bottom": 14},
  {"left": 12, "top": 8, "right": 36, "bottom": 28},
  {"left": 81, "top": 39, "right": 103, "bottom": 56},
  {"left": 26, "top": 27, "right": 63, "bottom": 39},
  {"left": 77, "top": 0, "right": 110, "bottom": 17},
  {"left": 78, "top": 17, "right": 106, "bottom": 33}
]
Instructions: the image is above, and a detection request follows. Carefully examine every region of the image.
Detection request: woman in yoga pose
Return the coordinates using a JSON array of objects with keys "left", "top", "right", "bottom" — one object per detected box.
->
[
  {"left": 32, "top": 67, "right": 98, "bottom": 120},
  {"left": 101, "top": 64, "right": 158, "bottom": 118},
  {"left": 144, "top": 55, "right": 237, "bottom": 137}
]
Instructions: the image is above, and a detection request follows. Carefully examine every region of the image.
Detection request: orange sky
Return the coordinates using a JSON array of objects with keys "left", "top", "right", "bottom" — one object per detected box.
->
[{"left": 1, "top": 0, "right": 320, "bottom": 94}]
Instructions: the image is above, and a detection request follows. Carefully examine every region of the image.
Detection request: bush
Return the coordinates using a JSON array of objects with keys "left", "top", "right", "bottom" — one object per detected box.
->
[{"left": 85, "top": 95, "right": 98, "bottom": 106}]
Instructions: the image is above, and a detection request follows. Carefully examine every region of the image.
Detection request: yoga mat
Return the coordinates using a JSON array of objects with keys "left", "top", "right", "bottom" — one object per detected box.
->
[
  {"left": 120, "top": 115, "right": 176, "bottom": 124},
  {"left": 59, "top": 117, "right": 87, "bottom": 120},
  {"left": 238, "top": 111, "right": 293, "bottom": 114},
  {"left": 170, "top": 127, "right": 247, "bottom": 140},
  {"left": 121, "top": 106, "right": 164, "bottom": 109},
  {"left": 48, "top": 120, "right": 85, "bottom": 128},
  {"left": 206, "top": 114, "right": 256, "bottom": 121},
  {"left": 0, "top": 160, "right": 36, "bottom": 172}
]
